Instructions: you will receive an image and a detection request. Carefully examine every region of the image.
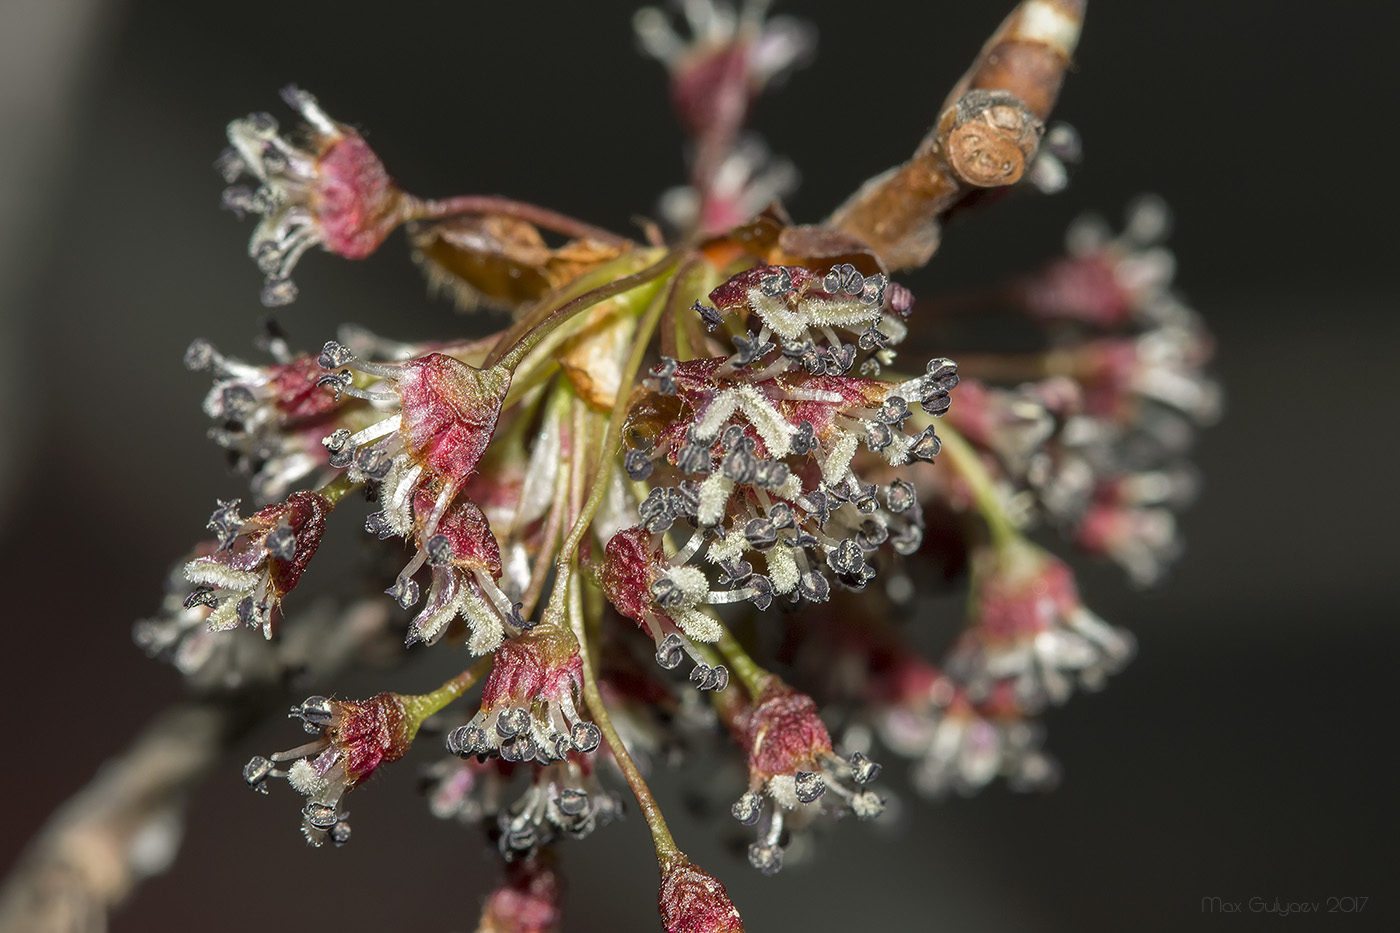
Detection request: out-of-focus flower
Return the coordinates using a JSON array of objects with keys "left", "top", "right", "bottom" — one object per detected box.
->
[
  {"left": 900, "top": 682, "right": 1059, "bottom": 798},
  {"left": 658, "top": 135, "right": 798, "bottom": 236},
  {"left": 185, "top": 334, "right": 358, "bottom": 501},
  {"left": 134, "top": 550, "right": 277, "bottom": 692},
  {"left": 475, "top": 852, "right": 564, "bottom": 933},
  {"left": 634, "top": 0, "right": 814, "bottom": 138},
  {"left": 218, "top": 86, "right": 407, "bottom": 306},
  {"left": 949, "top": 541, "right": 1135, "bottom": 712},
  {"left": 1012, "top": 195, "right": 1184, "bottom": 329}
]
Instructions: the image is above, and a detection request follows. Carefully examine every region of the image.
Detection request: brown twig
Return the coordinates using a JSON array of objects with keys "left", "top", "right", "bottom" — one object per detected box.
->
[
  {"left": 826, "top": 0, "right": 1084, "bottom": 270},
  {"left": 411, "top": 194, "right": 630, "bottom": 246}
]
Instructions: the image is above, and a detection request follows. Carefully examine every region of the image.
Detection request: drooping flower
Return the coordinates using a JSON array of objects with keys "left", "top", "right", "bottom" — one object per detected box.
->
[
  {"left": 601, "top": 525, "right": 731, "bottom": 689},
  {"left": 949, "top": 542, "right": 1135, "bottom": 712},
  {"left": 446, "top": 628, "right": 601, "bottom": 765},
  {"left": 943, "top": 364, "right": 1207, "bottom": 584},
  {"left": 720, "top": 675, "right": 883, "bottom": 874},
  {"left": 188, "top": 331, "right": 380, "bottom": 500},
  {"left": 397, "top": 491, "right": 520, "bottom": 652},
  {"left": 426, "top": 644, "right": 623, "bottom": 860},
  {"left": 243, "top": 692, "right": 423, "bottom": 846},
  {"left": 493, "top": 757, "right": 625, "bottom": 857},
  {"left": 900, "top": 682, "right": 1060, "bottom": 798},
  {"left": 789, "top": 603, "right": 1060, "bottom": 799},
  {"left": 1074, "top": 494, "right": 1182, "bottom": 587},
  {"left": 422, "top": 753, "right": 624, "bottom": 857},
  {"left": 218, "top": 86, "right": 407, "bottom": 306},
  {"left": 134, "top": 549, "right": 277, "bottom": 691},
  {"left": 318, "top": 343, "right": 510, "bottom": 537},
  {"left": 182, "top": 491, "right": 332, "bottom": 638}
]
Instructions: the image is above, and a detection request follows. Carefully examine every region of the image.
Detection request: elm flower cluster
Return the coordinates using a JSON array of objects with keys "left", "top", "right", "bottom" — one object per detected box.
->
[{"left": 132, "top": 2, "right": 1216, "bottom": 930}]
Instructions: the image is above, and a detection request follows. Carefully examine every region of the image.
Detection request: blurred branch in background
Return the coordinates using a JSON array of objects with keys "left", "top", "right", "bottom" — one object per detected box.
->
[
  {"left": 0, "top": 704, "right": 237, "bottom": 933},
  {"left": 0, "top": 600, "right": 396, "bottom": 933}
]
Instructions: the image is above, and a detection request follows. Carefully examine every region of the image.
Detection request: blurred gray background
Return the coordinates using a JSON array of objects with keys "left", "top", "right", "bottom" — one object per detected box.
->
[{"left": 1, "top": 1, "right": 1394, "bottom": 930}]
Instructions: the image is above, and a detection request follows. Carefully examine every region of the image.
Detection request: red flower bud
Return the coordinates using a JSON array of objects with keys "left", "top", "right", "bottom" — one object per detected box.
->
[{"left": 658, "top": 857, "right": 745, "bottom": 933}]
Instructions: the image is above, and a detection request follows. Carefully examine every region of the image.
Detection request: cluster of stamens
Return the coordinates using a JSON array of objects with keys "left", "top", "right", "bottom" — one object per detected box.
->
[{"left": 599, "top": 265, "right": 955, "bottom": 691}]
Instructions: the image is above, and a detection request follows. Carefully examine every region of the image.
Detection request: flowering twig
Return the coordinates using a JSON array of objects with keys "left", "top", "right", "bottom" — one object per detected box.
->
[
  {"left": 0, "top": 703, "right": 242, "bottom": 933},
  {"left": 0, "top": 3, "right": 1220, "bottom": 929}
]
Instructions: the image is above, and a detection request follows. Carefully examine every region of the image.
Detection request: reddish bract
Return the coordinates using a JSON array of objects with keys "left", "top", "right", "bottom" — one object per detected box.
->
[
  {"left": 269, "top": 357, "right": 343, "bottom": 419},
  {"left": 318, "top": 693, "right": 414, "bottom": 787},
  {"left": 734, "top": 680, "right": 834, "bottom": 783},
  {"left": 261, "top": 491, "right": 332, "bottom": 599},
  {"left": 658, "top": 858, "right": 745, "bottom": 933},
  {"left": 413, "top": 489, "right": 502, "bottom": 576},
  {"left": 479, "top": 856, "right": 563, "bottom": 933},
  {"left": 312, "top": 134, "right": 401, "bottom": 260},
  {"left": 397, "top": 354, "right": 510, "bottom": 486},
  {"left": 480, "top": 630, "right": 584, "bottom": 710},
  {"left": 600, "top": 527, "right": 664, "bottom": 624}
]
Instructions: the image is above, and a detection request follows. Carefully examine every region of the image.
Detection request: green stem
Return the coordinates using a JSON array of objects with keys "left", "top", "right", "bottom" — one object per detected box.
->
[
  {"left": 555, "top": 262, "right": 685, "bottom": 565},
  {"left": 398, "top": 655, "right": 494, "bottom": 734},
  {"left": 316, "top": 473, "right": 361, "bottom": 506},
  {"left": 478, "top": 253, "right": 644, "bottom": 376},
  {"left": 565, "top": 571, "right": 680, "bottom": 860},
  {"left": 489, "top": 249, "right": 679, "bottom": 372},
  {"left": 713, "top": 623, "right": 770, "bottom": 698},
  {"left": 937, "top": 422, "right": 1019, "bottom": 550}
]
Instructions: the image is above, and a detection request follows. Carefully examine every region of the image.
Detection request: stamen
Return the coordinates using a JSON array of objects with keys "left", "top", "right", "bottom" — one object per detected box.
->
[
  {"left": 624, "top": 448, "right": 655, "bottom": 480},
  {"left": 655, "top": 632, "right": 686, "bottom": 670},
  {"left": 849, "top": 752, "right": 882, "bottom": 785},
  {"left": 243, "top": 756, "right": 275, "bottom": 793},
  {"left": 264, "top": 527, "right": 296, "bottom": 561},
  {"left": 794, "top": 770, "right": 827, "bottom": 803},
  {"left": 206, "top": 499, "right": 245, "bottom": 550},
  {"left": 670, "top": 530, "right": 707, "bottom": 566},
  {"left": 386, "top": 576, "right": 421, "bottom": 609}
]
